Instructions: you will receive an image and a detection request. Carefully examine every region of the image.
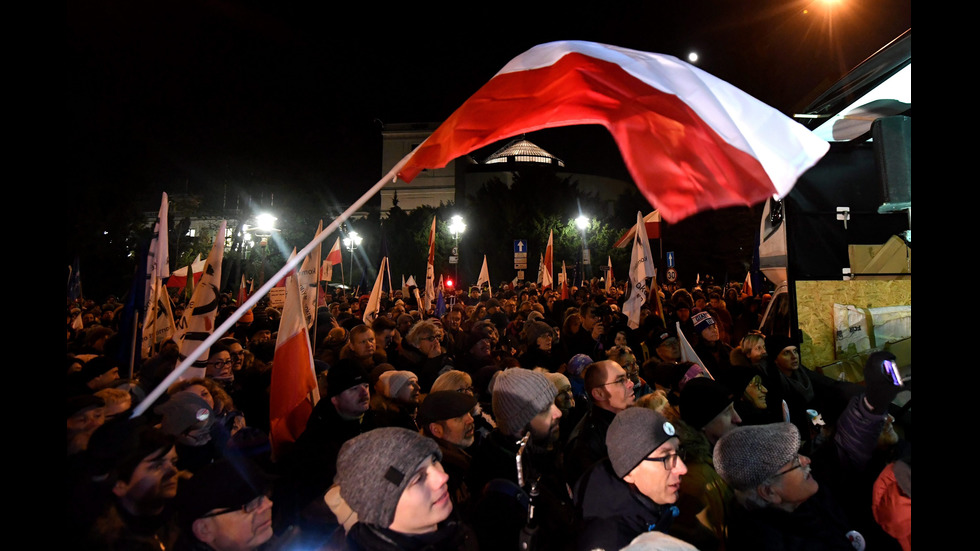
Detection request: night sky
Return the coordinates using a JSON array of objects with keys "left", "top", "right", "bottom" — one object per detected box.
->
[
  {"left": 69, "top": 1, "right": 910, "bottom": 204},
  {"left": 68, "top": 1, "right": 910, "bottom": 296}
]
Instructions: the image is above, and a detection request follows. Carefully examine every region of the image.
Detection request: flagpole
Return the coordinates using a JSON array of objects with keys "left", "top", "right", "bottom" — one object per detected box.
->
[{"left": 133, "top": 154, "right": 413, "bottom": 418}]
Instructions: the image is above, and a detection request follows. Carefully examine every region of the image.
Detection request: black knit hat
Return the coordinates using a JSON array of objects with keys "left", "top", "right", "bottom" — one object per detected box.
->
[
  {"left": 679, "top": 377, "right": 734, "bottom": 430},
  {"left": 178, "top": 458, "right": 270, "bottom": 526},
  {"left": 336, "top": 427, "right": 441, "bottom": 527},
  {"left": 606, "top": 407, "right": 677, "bottom": 478},
  {"left": 326, "top": 359, "right": 368, "bottom": 398},
  {"left": 418, "top": 391, "right": 477, "bottom": 427}
]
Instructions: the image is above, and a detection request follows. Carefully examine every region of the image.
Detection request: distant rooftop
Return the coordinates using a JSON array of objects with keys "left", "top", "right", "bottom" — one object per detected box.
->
[{"left": 484, "top": 138, "right": 565, "bottom": 167}]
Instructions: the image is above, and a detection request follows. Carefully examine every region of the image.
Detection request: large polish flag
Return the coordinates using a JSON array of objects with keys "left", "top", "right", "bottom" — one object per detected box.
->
[
  {"left": 393, "top": 41, "right": 828, "bottom": 222},
  {"left": 271, "top": 271, "right": 320, "bottom": 458}
]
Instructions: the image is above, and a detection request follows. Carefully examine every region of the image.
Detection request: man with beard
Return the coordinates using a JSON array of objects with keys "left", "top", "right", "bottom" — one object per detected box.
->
[{"left": 468, "top": 368, "right": 574, "bottom": 551}]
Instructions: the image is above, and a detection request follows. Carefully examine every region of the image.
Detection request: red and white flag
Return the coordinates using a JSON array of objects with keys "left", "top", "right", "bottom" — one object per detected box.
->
[
  {"left": 393, "top": 41, "right": 828, "bottom": 222},
  {"left": 270, "top": 268, "right": 320, "bottom": 458},
  {"left": 166, "top": 254, "right": 205, "bottom": 289},
  {"left": 237, "top": 274, "right": 248, "bottom": 306},
  {"left": 322, "top": 237, "right": 342, "bottom": 282},
  {"left": 174, "top": 221, "right": 226, "bottom": 380},
  {"left": 542, "top": 230, "right": 554, "bottom": 289},
  {"left": 424, "top": 216, "right": 436, "bottom": 312},
  {"left": 743, "top": 271, "right": 754, "bottom": 297}
]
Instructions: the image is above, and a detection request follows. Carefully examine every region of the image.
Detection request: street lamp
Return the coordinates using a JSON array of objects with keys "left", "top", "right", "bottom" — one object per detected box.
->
[
  {"left": 449, "top": 215, "right": 466, "bottom": 294},
  {"left": 243, "top": 212, "right": 279, "bottom": 286},
  {"left": 343, "top": 230, "right": 362, "bottom": 291},
  {"left": 575, "top": 215, "right": 591, "bottom": 282}
]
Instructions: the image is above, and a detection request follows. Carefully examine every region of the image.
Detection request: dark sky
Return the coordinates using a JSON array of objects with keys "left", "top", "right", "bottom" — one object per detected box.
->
[{"left": 68, "top": 1, "right": 911, "bottom": 212}]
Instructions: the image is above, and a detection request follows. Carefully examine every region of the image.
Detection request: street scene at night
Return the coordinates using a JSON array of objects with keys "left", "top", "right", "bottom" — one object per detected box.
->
[{"left": 68, "top": 3, "right": 910, "bottom": 550}]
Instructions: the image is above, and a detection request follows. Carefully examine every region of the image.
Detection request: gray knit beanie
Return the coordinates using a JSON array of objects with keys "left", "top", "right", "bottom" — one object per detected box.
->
[
  {"left": 491, "top": 368, "right": 557, "bottom": 437},
  {"left": 713, "top": 422, "right": 800, "bottom": 491},
  {"left": 336, "top": 427, "right": 441, "bottom": 527},
  {"left": 607, "top": 407, "right": 677, "bottom": 478}
]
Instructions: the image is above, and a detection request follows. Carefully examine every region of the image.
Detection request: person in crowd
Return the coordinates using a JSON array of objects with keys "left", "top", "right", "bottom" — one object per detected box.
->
[
  {"left": 519, "top": 320, "right": 560, "bottom": 372},
  {"left": 713, "top": 422, "right": 857, "bottom": 550},
  {"left": 575, "top": 407, "right": 689, "bottom": 551},
  {"left": 674, "top": 377, "right": 740, "bottom": 549},
  {"left": 419, "top": 390, "right": 479, "bottom": 509},
  {"left": 336, "top": 427, "right": 478, "bottom": 550},
  {"left": 468, "top": 368, "right": 574, "bottom": 551},
  {"left": 692, "top": 312, "right": 733, "bottom": 378},
  {"left": 564, "top": 360, "right": 635, "bottom": 485},
  {"left": 395, "top": 319, "right": 450, "bottom": 392},
  {"left": 174, "top": 459, "right": 275, "bottom": 551},
  {"left": 372, "top": 370, "right": 422, "bottom": 431}
]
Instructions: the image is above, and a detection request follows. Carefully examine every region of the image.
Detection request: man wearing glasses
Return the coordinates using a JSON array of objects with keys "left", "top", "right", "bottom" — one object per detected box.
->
[
  {"left": 564, "top": 360, "right": 635, "bottom": 485},
  {"left": 575, "top": 407, "right": 689, "bottom": 551},
  {"left": 713, "top": 422, "right": 857, "bottom": 550},
  {"left": 178, "top": 459, "right": 275, "bottom": 551}
]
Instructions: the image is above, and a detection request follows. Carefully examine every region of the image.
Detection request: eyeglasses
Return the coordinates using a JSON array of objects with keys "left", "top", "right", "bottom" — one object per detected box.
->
[
  {"left": 774, "top": 455, "right": 805, "bottom": 477},
  {"left": 421, "top": 335, "right": 441, "bottom": 342},
  {"left": 208, "top": 359, "right": 233, "bottom": 367},
  {"left": 643, "top": 449, "right": 686, "bottom": 471},
  {"left": 455, "top": 386, "right": 476, "bottom": 395},
  {"left": 601, "top": 375, "right": 630, "bottom": 387},
  {"left": 200, "top": 494, "right": 270, "bottom": 518}
]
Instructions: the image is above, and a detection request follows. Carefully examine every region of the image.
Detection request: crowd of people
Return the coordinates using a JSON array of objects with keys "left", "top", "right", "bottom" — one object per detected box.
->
[{"left": 67, "top": 278, "right": 910, "bottom": 550}]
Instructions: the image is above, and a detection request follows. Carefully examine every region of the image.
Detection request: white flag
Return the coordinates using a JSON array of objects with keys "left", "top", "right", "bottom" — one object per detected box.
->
[
  {"left": 175, "top": 221, "right": 227, "bottom": 379},
  {"left": 623, "top": 212, "right": 655, "bottom": 329},
  {"left": 477, "top": 255, "right": 491, "bottom": 297},
  {"left": 363, "top": 257, "right": 388, "bottom": 325},
  {"left": 424, "top": 216, "right": 437, "bottom": 312},
  {"left": 141, "top": 192, "right": 174, "bottom": 358},
  {"left": 297, "top": 222, "right": 322, "bottom": 328}
]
